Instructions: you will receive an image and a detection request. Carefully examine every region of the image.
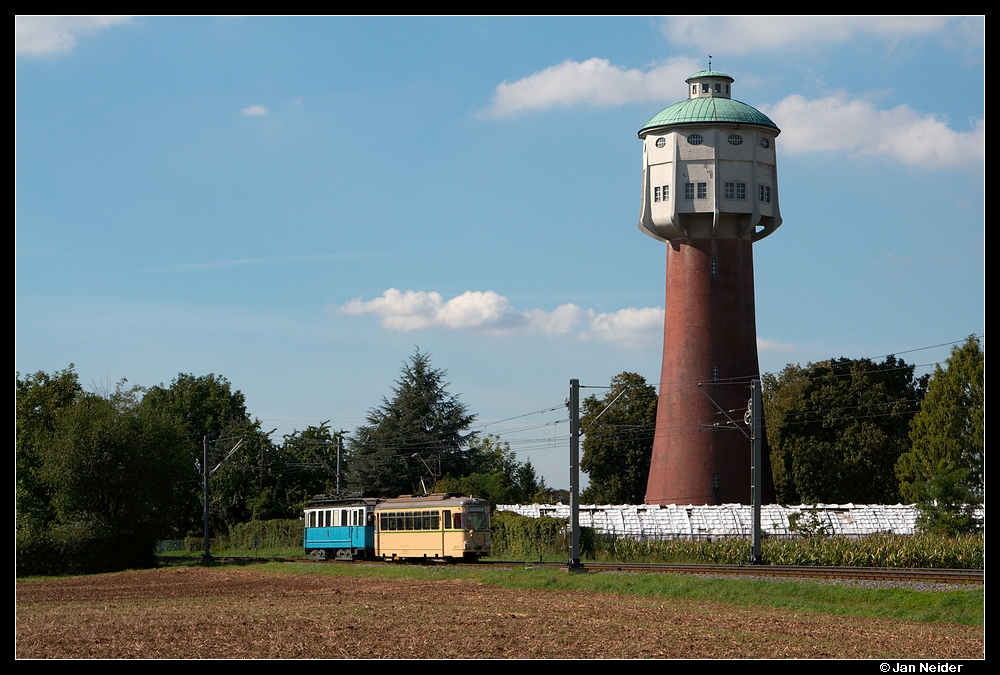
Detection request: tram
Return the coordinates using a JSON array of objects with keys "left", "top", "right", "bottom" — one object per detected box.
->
[
  {"left": 303, "top": 492, "right": 491, "bottom": 562},
  {"left": 303, "top": 495, "right": 382, "bottom": 561},
  {"left": 374, "top": 493, "right": 491, "bottom": 561}
]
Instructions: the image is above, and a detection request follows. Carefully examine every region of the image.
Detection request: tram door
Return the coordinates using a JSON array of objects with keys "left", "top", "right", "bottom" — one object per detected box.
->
[
  {"left": 341, "top": 509, "right": 352, "bottom": 552},
  {"left": 342, "top": 507, "right": 365, "bottom": 555}
]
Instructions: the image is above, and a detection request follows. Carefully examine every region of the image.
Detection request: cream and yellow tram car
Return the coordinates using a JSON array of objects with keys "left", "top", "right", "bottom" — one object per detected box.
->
[{"left": 374, "top": 494, "right": 491, "bottom": 561}]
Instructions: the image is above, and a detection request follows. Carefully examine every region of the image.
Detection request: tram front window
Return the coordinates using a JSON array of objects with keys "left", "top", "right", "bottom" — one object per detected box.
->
[{"left": 467, "top": 511, "right": 489, "bottom": 531}]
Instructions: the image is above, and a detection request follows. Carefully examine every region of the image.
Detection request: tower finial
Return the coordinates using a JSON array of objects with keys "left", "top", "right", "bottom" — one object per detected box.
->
[{"left": 708, "top": 55, "right": 712, "bottom": 71}]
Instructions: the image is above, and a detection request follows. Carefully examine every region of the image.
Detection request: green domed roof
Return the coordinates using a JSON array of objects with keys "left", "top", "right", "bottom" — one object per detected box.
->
[
  {"left": 639, "top": 97, "right": 778, "bottom": 135},
  {"left": 685, "top": 69, "right": 734, "bottom": 82}
]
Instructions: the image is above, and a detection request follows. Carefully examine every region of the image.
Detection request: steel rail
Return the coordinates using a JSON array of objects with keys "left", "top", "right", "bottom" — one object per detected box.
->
[{"left": 479, "top": 560, "right": 983, "bottom": 584}]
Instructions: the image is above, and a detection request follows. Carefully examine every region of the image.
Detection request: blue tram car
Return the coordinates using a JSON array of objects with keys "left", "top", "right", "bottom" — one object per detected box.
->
[{"left": 303, "top": 495, "right": 382, "bottom": 561}]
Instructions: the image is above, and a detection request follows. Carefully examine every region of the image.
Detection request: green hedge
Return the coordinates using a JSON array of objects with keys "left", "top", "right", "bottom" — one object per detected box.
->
[
  {"left": 222, "top": 519, "right": 303, "bottom": 550},
  {"left": 17, "top": 518, "right": 160, "bottom": 576},
  {"left": 491, "top": 511, "right": 593, "bottom": 560},
  {"left": 183, "top": 537, "right": 221, "bottom": 553}
]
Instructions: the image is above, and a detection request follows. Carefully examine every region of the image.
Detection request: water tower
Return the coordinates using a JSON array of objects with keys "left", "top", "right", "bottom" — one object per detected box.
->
[{"left": 638, "top": 69, "right": 778, "bottom": 505}]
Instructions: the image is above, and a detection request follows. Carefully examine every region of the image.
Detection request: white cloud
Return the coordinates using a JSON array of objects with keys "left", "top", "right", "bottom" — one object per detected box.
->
[
  {"left": 339, "top": 289, "right": 532, "bottom": 333},
  {"left": 661, "top": 16, "right": 951, "bottom": 55},
  {"left": 479, "top": 56, "right": 700, "bottom": 119},
  {"left": 763, "top": 93, "right": 985, "bottom": 168},
  {"left": 15, "top": 16, "right": 130, "bottom": 56},
  {"left": 241, "top": 105, "right": 269, "bottom": 117},
  {"left": 757, "top": 338, "right": 796, "bottom": 353},
  {"left": 525, "top": 304, "right": 586, "bottom": 334},
  {"left": 340, "top": 288, "right": 662, "bottom": 347},
  {"left": 580, "top": 307, "right": 664, "bottom": 348}
]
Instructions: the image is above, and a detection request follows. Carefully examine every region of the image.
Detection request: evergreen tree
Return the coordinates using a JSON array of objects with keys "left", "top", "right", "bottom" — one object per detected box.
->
[
  {"left": 896, "top": 336, "right": 983, "bottom": 533},
  {"left": 348, "top": 350, "right": 476, "bottom": 497}
]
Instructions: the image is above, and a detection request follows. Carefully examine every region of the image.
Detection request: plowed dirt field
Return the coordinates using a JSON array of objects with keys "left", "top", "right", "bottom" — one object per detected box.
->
[{"left": 16, "top": 567, "right": 983, "bottom": 659}]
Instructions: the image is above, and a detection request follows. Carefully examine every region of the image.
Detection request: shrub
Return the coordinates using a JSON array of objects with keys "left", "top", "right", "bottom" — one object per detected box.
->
[
  {"left": 17, "top": 517, "right": 160, "bottom": 576},
  {"left": 222, "top": 519, "right": 303, "bottom": 550},
  {"left": 491, "top": 511, "right": 594, "bottom": 560}
]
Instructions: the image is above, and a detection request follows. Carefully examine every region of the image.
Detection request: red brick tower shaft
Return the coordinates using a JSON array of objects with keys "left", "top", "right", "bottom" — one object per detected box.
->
[{"left": 644, "top": 238, "right": 775, "bottom": 505}]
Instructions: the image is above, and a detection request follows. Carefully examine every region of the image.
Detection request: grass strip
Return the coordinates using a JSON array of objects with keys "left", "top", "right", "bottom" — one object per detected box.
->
[{"left": 228, "top": 560, "right": 984, "bottom": 627}]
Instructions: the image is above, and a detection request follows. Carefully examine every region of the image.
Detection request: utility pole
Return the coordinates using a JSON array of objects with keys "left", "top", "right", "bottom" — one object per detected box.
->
[
  {"left": 200, "top": 434, "right": 247, "bottom": 563},
  {"left": 749, "top": 378, "right": 765, "bottom": 564},
  {"left": 202, "top": 435, "right": 212, "bottom": 562},
  {"left": 568, "top": 378, "right": 582, "bottom": 569},
  {"left": 336, "top": 433, "right": 343, "bottom": 495}
]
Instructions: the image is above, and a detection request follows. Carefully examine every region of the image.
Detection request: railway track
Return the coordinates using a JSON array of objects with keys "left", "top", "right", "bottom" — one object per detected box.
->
[{"left": 479, "top": 560, "right": 983, "bottom": 584}]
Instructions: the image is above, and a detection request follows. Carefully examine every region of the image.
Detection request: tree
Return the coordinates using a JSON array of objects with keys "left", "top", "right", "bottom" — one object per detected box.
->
[
  {"left": 896, "top": 336, "right": 984, "bottom": 533},
  {"left": 434, "top": 435, "right": 547, "bottom": 506},
  {"left": 348, "top": 350, "right": 476, "bottom": 497},
  {"left": 762, "top": 363, "right": 810, "bottom": 503},
  {"left": 143, "top": 373, "right": 269, "bottom": 535},
  {"left": 261, "top": 423, "right": 345, "bottom": 519},
  {"left": 580, "top": 372, "right": 657, "bottom": 505},
  {"left": 16, "top": 366, "right": 83, "bottom": 528},
  {"left": 764, "top": 356, "right": 925, "bottom": 504},
  {"left": 17, "top": 379, "right": 189, "bottom": 574},
  {"left": 143, "top": 373, "right": 253, "bottom": 449}
]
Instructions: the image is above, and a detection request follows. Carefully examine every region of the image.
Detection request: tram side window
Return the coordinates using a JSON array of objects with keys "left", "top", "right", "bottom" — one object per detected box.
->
[
  {"left": 453, "top": 513, "right": 464, "bottom": 530},
  {"left": 443, "top": 510, "right": 452, "bottom": 529},
  {"left": 377, "top": 510, "right": 445, "bottom": 530}
]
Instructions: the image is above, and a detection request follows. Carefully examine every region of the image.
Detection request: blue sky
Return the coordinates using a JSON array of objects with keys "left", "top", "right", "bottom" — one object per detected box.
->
[{"left": 16, "top": 17, "right": 984, "bottom": 489}]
